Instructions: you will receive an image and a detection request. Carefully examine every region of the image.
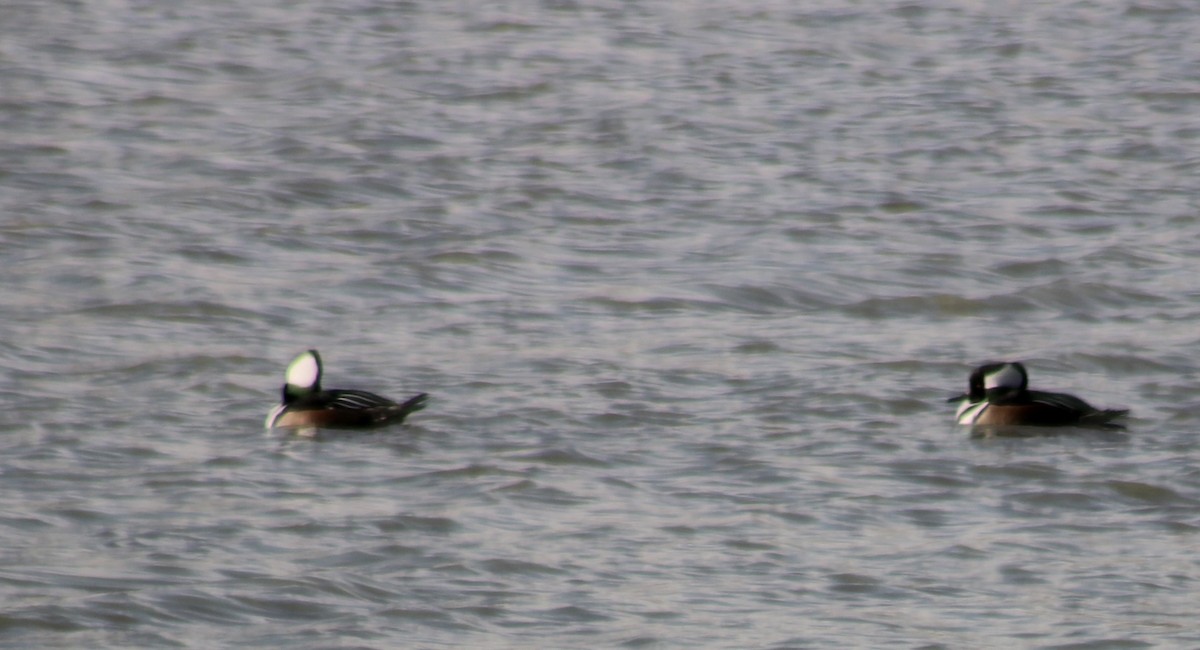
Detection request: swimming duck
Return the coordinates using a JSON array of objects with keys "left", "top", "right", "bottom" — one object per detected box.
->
[
  {"left": 949, "top": 361, "right": 1127, "bottom": 428},
  {"left": 265, "top": 349, "right": 428, "bottom": 429}
]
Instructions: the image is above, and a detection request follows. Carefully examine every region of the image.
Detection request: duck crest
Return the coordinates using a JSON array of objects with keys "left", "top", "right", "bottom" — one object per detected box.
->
[
  {"left": 982, "top": 362, "right": 1026, "bottom": 392},
  {"left": 283, "top": 350, "right": 322, "bottom": 402}
]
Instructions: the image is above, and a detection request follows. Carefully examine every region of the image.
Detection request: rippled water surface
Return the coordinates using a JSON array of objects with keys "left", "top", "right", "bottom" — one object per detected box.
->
[{"left": 4, "top": 1, "right": 1200, "bottom": 648}]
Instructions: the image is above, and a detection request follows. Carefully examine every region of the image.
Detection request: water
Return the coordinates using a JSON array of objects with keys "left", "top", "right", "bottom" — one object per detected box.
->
[{"left": 3, "top": 0, "right": 1200, "bottom": 647}]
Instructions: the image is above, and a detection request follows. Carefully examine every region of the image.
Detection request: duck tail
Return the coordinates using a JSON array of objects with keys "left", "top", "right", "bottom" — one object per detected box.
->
[
  {"left": 396, "top": 393, "right": 430, "bottom": 418},
  {"left": 1081, "top": 408, "right": 1129, "bottom": 429}
]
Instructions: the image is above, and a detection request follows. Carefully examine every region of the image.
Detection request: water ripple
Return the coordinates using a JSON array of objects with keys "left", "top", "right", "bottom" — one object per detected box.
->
[{"left": 5, "top": 1, "right": 1200, "bottom": 648}]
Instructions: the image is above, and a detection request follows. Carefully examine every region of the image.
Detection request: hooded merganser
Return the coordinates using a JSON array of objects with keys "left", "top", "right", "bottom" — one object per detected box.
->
[
  {"left": 949, "top": 361, "right": 1128, "bottom": 428},
  {"left": 265, "top": 349, "right": 428, "bottom": 429}
]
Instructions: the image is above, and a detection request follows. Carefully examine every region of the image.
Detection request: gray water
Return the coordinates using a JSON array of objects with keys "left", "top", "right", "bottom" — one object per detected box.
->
[{"left": 3, "top": 1, "right": 1200, "bottom": 648}]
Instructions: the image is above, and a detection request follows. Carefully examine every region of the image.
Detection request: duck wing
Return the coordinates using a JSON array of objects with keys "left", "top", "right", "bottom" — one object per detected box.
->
[
  {"left": 328, "top": 390, "right": 429, "bottom": 425},
  {"left": 327, "top": 389, "right": 400, "bottom": 410},
  {"left": 1028, "top": 389, "right": 1128, "bottom": 427}
]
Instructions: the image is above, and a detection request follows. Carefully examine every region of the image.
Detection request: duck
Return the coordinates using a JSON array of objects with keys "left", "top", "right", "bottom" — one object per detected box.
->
[
  {"left": 265, "top": 349, "right": 428, "bottom": 429},
  {"left": 949, "top": 361, "right": 1127, "bottom": 428}
]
